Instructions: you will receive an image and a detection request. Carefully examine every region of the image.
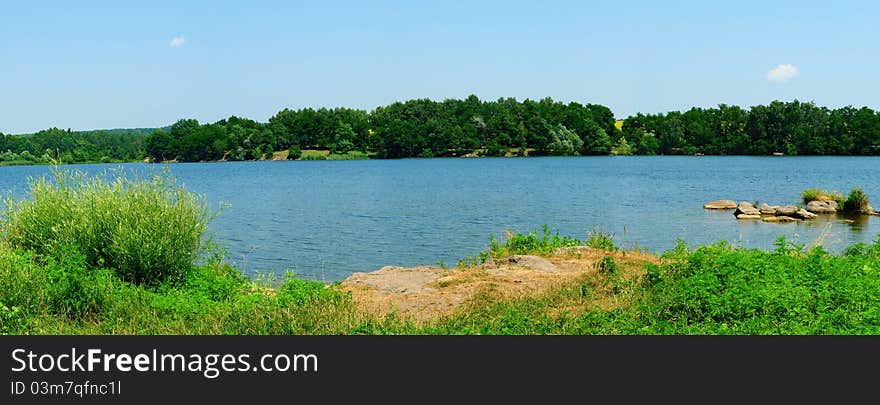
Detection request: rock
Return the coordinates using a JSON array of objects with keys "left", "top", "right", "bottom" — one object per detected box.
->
[
  {"left": 734, "top": 201, "right": 760, "bottom": 217},
  {"left": 806, "top": 200, "right": 838, "bottom": 214},
  {"left": 736, "top": 214, "right": 761, "bottom": 220},
  {"left": 774, "top": 205, "right": 798, "bottom": 217},
  {"left": 762, "top": 216, "right": 801, "bottom": 223},
  {"left": 506, "top": 255, "right": 558, "bottom": 272},
  {"left": 759, "top": 203, "right": 778, "bottom": 215},
  {"left": 796, "top": 209, "right": 817, "bottom": 220},
  {"left": 704, "top": 200, "right": 737, "bottom": 210},
  {"left": 342, "top": 265, "right": 444, "bottom": 294}
]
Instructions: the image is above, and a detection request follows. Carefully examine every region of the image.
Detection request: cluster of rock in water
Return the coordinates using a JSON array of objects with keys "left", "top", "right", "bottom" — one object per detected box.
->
[{"left": 703, "top": 199, "right": 878, "bottom": 223}]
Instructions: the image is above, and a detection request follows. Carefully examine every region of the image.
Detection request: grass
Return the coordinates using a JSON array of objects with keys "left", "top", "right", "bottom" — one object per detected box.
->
[
  {"left": 3, "top": 167, "right": 212, "bottom": 287},
  {"left": 801, "top": 188, "right": 844, "bottom": 206},
  {"left": 291, "top": 149, "right": 372, "bottom": 161},
  {"left": 298, "top": 149, "right": 329, "bottom": 160},
  {"left": 489, "top": 225, "right": 582, "bottom": 258},
  {"left": 327, "top": 151, "right": 370, "bottom": 160},
  {"left": 2, "top": 169, "right": 879, "bottom": 335}
]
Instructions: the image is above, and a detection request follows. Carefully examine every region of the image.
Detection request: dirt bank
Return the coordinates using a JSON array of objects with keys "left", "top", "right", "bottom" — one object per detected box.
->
[{"left": 340, "top": 247, "right": 660, "bottom": 321}]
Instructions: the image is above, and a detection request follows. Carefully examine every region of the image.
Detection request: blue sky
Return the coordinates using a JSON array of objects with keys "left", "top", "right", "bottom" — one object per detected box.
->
[{"left": 1, "top": 0, "right": 877, "bottom": 134}]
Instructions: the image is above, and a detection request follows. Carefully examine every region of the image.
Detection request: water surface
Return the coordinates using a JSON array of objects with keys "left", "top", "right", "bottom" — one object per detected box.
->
[{"left": 1, "top": 156, "right": 877, "bottom": 281}]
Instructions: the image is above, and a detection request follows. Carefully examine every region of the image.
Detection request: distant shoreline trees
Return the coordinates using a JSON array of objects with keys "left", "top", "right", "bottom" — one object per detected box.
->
[
  {"left": 0, "top": 128, "right": 149, "bottom": 165},
  {"left": 2, "top": 97, "right": 878, "bottom": 165}
]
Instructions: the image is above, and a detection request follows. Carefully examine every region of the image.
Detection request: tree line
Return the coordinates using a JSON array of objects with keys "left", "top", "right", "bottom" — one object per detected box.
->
[
  {"left": 2, "top": 97, "right": 878, "bottom": 164},
  {"left": 144, "top": 97, "right": 880, "bottom": 161},
  {"left": 619, "top": 100, "right": 880, "bottom": 156},
  {"left": 0, "top": 128, "right": 150, "bottom": 164}
]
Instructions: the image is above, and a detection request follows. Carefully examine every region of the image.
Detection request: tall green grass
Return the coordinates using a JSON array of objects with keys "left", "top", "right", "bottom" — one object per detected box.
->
[
  {"left": 801, "top": 188, "right": 844, "bottom": 205},
  {"left": 2, "top": 167, "right": 212, "bottom": 286}
]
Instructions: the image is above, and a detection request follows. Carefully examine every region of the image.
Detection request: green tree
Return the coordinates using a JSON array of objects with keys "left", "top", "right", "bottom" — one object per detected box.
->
[
  {"left": 145, "top": 129, "right": 175, "bottom": 162},
  {"left": 612, "top": 137, "right": 634, "bottom": 156},
  {"left": 580, "top": 119, "right": 612, "bottom": 155},
  {"left": 545, "top": 124, "right": 583, "bottom": 156},
  {"left": 332, "top": 122, "right": 357, "bottom": 154}
]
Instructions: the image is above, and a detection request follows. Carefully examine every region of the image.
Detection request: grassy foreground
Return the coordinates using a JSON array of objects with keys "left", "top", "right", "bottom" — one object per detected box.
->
[{"left": 1, "top": 168, "right": 879, "bottom": 335}]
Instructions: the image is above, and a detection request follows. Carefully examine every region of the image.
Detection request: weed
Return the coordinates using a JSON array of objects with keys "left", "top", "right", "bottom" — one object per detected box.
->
[
  {"left": 596, "top": 256, "right": 619, "bottom": 275},
  {"left": 586, "top": 227, "right": 617, "bottom": 251}
]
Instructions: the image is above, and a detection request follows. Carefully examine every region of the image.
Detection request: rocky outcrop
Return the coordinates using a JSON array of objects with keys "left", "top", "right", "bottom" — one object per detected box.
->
[
  {"left": 806, "top": 200, "right": 838, "bottom": 213},
  {"left": 722, "top": 201, "right": 821, "bottom": 223},
  {"left": 506, "top": 255, "right": 558, "bottom": 272},
  {"left": 343, "top": 266, "right": 445, "bottom": 294},
  {"left": 704, "top": 200, "right": 737, "bottom": 210},
  {"left": 734, "top": 202, "right": 761, "bottom": 219},
  {"left": 796, "top": 209, "right": 817, "bottom": 220},
  {"left": 775, "top": 205, "right": 798, "bottom": 217},
  {"left": 759, "top": 204, "right": 778, "bottom": 215}
]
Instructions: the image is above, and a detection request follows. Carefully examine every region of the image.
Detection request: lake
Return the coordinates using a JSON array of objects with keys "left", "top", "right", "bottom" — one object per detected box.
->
[{"left": 1, "top": 156, "right": 878, "bottom": 281}]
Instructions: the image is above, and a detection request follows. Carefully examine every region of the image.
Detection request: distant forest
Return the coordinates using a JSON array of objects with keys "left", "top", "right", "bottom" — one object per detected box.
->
[{"left": 1, "top": 96, "right": 878, "bottom": 164}]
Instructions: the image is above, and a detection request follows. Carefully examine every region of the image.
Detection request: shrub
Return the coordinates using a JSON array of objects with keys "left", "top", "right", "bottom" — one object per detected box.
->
[
  {"left": 287, "top": 145, "right": 302, "bottom": 160},
  {"left": 843, "top": 187, "right": 869, "bottom": 213},
  {"left": 2, "top": 166, "right": 213, "bottom": 286}
]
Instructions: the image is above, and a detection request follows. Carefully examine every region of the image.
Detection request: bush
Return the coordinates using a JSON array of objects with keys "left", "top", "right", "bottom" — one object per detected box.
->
[
  {"left": 2, "top": 166, "right": 213, "bottom": 287},
  {"left": 843, "top": 187, "right": 870, "bottom": 213},
  {"left": 287, "top": 145, "right": 302, "bottom": 160},
  {"left": 639, "top": 241, "right": 880, "bottom": 334}
]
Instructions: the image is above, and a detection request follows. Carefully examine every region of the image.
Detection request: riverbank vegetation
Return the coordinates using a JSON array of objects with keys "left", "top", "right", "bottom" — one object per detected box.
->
[
  {"left": 3, "top": 97, "right": 879, "bottom": 166},
  {"left": 2, "top": 168, "right": 878, "bottom": 335},
  {"left": 0, "top": 128, "right": 151, "bottom": 165},
  {"left": 142, "top": 98, "right": 878, "bottom": 162}
]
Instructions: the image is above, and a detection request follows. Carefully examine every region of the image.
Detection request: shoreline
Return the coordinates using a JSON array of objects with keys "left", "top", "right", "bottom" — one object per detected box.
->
[{"left": 6, "top": 153, "right": 880, "bottom": 169}]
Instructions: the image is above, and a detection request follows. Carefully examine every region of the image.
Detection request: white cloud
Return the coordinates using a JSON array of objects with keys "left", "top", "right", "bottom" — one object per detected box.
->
[
  {"left": 169, "top": 36, "right": 185, "bottom": 48},
  {"left": 765, "top": 64, "right": 798, "bottom": 83}
]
